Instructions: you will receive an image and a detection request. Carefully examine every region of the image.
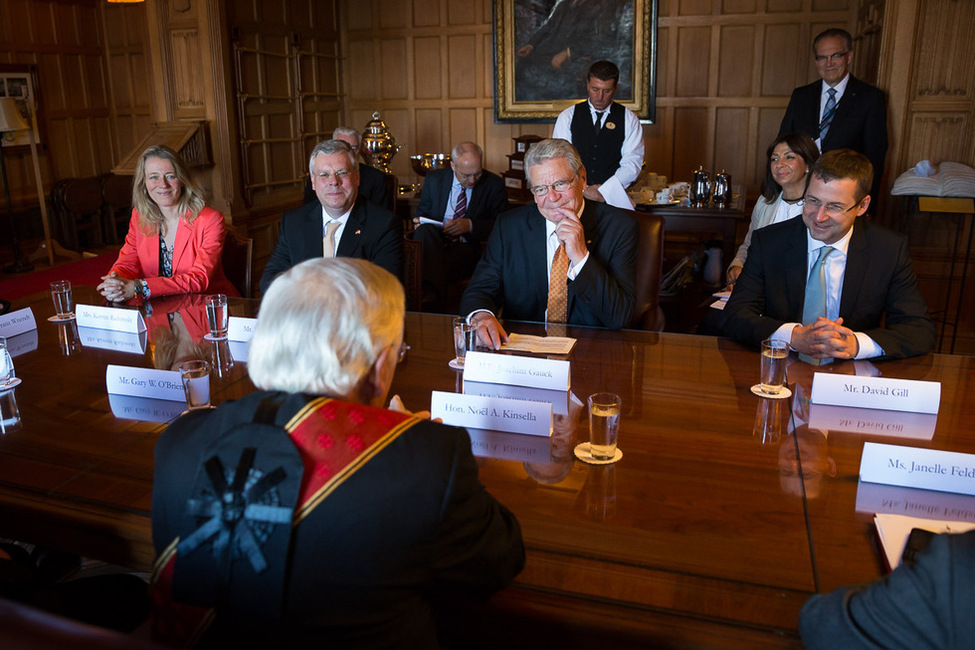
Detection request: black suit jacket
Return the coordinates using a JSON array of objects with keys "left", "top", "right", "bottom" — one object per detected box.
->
[
  {"left": 721, "top": 217, "right": 935, "bottom": 360},
  {"left": 260, "top": 197, "right": 403, "bottom": 295},
  {"left": 302, "top": 162, "right": 391, "bottom": 210},
  {"left": 459, "top": 201, "right": 637, "bottom": 329},
  {"left": 414, "top": 168, "right": 508, "bottom": 246},
  {"left": 779, "top": 75, "right": 888, "bottom": 198},
  {"left": 152, "top": 391, "right": 525, "bottom": 648}
]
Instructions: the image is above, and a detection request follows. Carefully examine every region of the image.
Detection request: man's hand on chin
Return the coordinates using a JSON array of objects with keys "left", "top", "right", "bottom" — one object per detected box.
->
[{"left": 791, "top": 317, "right": 860, "bottom": 360}]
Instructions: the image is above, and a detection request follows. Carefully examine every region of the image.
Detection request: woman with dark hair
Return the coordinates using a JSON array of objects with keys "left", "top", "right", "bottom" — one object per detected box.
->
[
  {"left": 97, "top": 145, "right": 237, "bottom": 301},
  {"left": 726, "top": 133, "right": 820, "bottom": 284}
]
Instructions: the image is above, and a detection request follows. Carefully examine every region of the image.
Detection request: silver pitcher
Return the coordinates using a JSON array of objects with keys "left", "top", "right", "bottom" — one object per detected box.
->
[
  {"left": 690, "top": 166, "right": 711, "bottom": 208},
  {"left": 712, "top": 169, "right": 732, "bottom": 208}
]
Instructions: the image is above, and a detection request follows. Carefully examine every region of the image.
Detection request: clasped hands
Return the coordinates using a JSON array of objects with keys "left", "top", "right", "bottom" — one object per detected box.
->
[
  {"left": 413, "top": 216, "right": 471, "bottom": 239},
  {"left": 790, "top": 317, "right": 860, "bottom": 360},
  {"left": 97, "top": 272, "right": 136, "bottom": 303}
]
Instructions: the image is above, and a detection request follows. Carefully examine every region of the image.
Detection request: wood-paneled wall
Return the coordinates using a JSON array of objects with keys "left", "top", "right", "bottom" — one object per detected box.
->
[{"left": 341, "top": 0, "right": 860, "bottom": 200}]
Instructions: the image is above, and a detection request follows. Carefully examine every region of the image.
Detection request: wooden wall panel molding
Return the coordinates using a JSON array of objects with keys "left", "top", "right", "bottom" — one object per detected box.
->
[
  {"left": 903, "top": 113, "right": 971, "bottom": 165},
  {"left": 169, "top": 29, "right": 205, "bottom": 117}
]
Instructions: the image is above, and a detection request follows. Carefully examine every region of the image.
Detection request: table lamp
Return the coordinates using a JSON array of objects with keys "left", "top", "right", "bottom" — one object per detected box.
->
[{"left": 0, "top": 97, "right": 32, "bottom": 273}]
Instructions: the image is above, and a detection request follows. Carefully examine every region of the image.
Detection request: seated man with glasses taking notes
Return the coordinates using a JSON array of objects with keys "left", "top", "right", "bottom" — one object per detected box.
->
[
  {"left": 460, "top": 138, "right": 637, "bottom": 348},
  {"left": 721, "top": 149, "right": 935, "bottom": 361},
  {"left": 151, "top": 258, "right": 525, "bottom": 648}
]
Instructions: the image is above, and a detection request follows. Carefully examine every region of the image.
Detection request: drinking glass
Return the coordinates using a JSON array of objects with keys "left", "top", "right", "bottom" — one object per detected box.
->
[
  {"left": 179, "top": 360, "right": 211, "bottom": 410},
  {"left": 50, "top": 280, "right": 74, "bottom": 319},
  {"left": 0, "top": 338, "right": 15, "bottom": 389},
  {"left": 453, "top": 317, "right": 474, "bottom": 367},
  {"left": 206, "top": 294, "right": 229, "bottom": 339},
  {"left": 588, "top": 392, "right": 621, "bottom": 461},
  {"left": 760, "top": 339, "right": 789, "bottom": 395}
]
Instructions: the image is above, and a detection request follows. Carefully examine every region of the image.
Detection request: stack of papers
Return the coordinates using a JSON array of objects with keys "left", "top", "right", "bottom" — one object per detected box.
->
[
  {"left": 500, "top": 333, "right": 576, "bottom": 355},
  {"left": 710, "top": 290, "right": 731, "bottom": 311}
]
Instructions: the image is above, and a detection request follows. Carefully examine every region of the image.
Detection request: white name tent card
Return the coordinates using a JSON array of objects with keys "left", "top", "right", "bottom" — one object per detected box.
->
[
  {"left": 79, "top": 326, "right": 148, "bottom": 355},
  {"left": 809, "top": 403, "right": 937, "bottom": 440},
  {"left": 462, "top": 351, "right": 570, "bottom": 391},
  {"left": 811, "top": 373, "right": 940, "bottom": 414},
  {"left": 855, "top": 480, "right": 975, "bottom": 523},
  {"left": 0, "top": 307, "right": 37, "bottom": 338},
  {"left": 227, "top": 316, "right": 257, "bottom": 342},
  {"left": 860, "top": 442, "right": 975, "bottom": 496},
  {"left": 466, "top": 428, "right": 552, "bottom": 462},
  {"left": 228, "top": 340, "right": 250, "bottom": 363},
  {"left": 108, "top": 394, "right": 186, "bottom": 424},
  {"left": 463, "top": 380, "right": 569, "bottom": 416},
  {"left": 105, "top": 365, "right": 185, "bottom": 402},
  {"left": 431, "top": 391, "right": 552, "bottom": 437},
  {"left": 77, "top": 304, "right": 146, "bottom": 334}
]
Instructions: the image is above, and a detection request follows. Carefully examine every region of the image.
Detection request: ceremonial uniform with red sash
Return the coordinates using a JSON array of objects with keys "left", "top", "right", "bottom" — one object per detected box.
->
[{"left": 151, "top": 391, "right": 524, "bottom": 648}]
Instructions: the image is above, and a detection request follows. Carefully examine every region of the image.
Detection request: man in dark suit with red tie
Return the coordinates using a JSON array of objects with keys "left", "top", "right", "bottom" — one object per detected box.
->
[
  {"left": 778, "top": 28, "right": 888, "bottom": 200},
  {"left": 412, "top": 141, "right": 508, "bottom": 309},
  {"left": 460, "top": 138, "right": 637, "bottom": 347}
]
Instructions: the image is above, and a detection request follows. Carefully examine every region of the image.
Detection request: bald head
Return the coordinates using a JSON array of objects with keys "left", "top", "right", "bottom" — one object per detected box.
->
[{"left": 450, "top": 141, "right": 485, "bottom": 189}]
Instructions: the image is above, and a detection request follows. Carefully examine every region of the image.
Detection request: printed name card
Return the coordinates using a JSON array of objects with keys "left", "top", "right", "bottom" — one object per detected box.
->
[
  {"left": 808, "top": 403, "right": 937, "bottom": 440},
  {"left": 108, "top": 394, "right": 186, "bottom": 424},
  {"left": 463, "top": 380, "right": 569, "bottom": 416},
  {"left": 462, "top": 351, "right": 570, "bottom": 391},
  {"left": 105, "top": 364, "right": 184, "bottom": 402},
  {"left": 228, "top": 316, "right": 257, "bottom": 342},
  {"left": 78, "top": 326, "right": 147, "bottom": 355},
  {"left": 855, "top": 481, "right": 975, "bottom": 523},
  {"left": 77, "top": 304, "right": 146, "bottom": 334},
  {"left": 811, "top": 373, "right": 940, "bottom": 414},
  {"left": 431, "top": 391, "right": 552, "bottom": 437},
  {"left": 860, "top": 442, "right": 975, "bottom": 496},
  {"left": 466, "top": 428, "right": 552, "bottom": 462},
  {"left": 0, "top": 307, "right": 37, "bottom": 338}
]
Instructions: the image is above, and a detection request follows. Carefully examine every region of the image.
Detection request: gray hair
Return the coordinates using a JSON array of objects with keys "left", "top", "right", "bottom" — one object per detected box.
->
[
  {"left": 308, "top": 139, "right": 357, "bottom": 175},
  {"left": 524, "top": 138, "right": 584, "bottom": 183},
  {"left": 248, "top": 258, "right": 405, "bottom": 396},
  {"left": 332, "top": 126, "right": 361, "bottom": 141},
  {"left": 451, "top": 141, "right": 483, "bottom": 161}
]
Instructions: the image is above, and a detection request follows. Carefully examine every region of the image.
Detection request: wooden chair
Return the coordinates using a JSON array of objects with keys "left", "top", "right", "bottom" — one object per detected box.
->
[
  {"left": 60, "top": 177, "right": 105, "bottom": 251},
  {"left": 382, "top": 172, "right": 397, "bottom": 212},
  {"left": 100, "top": 173, "right": 133, "bottom": 245},
  {"left": 402, "top": 235, "right": 422, "bottom": 312},
  {"left": 221, "top": 228, "right": 253, "bottom": 298},
  {"left": 627, "top": 209, "right": 665, "bottom": 331}
]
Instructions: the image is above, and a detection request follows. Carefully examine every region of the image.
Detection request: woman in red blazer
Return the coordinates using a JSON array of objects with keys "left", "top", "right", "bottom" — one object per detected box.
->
[{"left": 97, "top": 145, "right": 238, "bottom": 301}]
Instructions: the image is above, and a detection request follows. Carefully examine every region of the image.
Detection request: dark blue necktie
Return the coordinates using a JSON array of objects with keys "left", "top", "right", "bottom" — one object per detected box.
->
[{"left": 819, "top": 88, "right": 837, "bottom": 141}]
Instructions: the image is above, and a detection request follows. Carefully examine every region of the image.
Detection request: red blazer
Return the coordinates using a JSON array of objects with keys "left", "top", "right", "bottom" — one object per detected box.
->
[{"left": 110, "top": 206, "right": 239, "bottom": 297}]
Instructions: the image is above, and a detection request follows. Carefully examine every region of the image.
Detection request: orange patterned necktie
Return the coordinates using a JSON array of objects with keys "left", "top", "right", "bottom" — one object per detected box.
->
[{"left": 547, "top": 243, "right": 569, "bottom": 323}]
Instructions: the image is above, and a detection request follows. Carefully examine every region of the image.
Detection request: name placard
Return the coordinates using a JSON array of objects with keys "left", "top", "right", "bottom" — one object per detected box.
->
[
  {"left": 228, "top": 340, "right": 250, "bottom": 363},
  {"left": 105, "top": 364, "right": 184, "bottom": 402},
  {"left": 0, "top": 307, "right": 37, "bottom": 338},
  {"left": 6, "top": 330, "right": 38, "bottom": 358},
  {"left": 860, "top": 442, "right": 975, "bottom": 496},
  {"left": 855, "top": 481, "right": 975, "bottom": 523},
  {"left": 462, "top": 351, "right": 570, "bottom": 391},
  {"left": 811, "top": 373, "right": 940, "bottom": 414},
  {"left": 108, "top": 393, "right": 186, "bottom": 423},
  {"left": 228, "top": 316, "right": 257, "bottom": 342},
  {"left": 809, "top": 403, "right": 937, "bottom": 440},
  {"left": 77, "top": 304, "right": 146, "bottom": 334},
  {"left": 463, "top": 380, "right": 568, "bottom": 416},
  {"left": 431, "top": 391, "right": 552, "bottom": 437},
  {"left": 78, "top": 326, "right": 147, "bottom": 355},
  {"left": 466, "top": 428, "right": 552, "bottom": 462}
]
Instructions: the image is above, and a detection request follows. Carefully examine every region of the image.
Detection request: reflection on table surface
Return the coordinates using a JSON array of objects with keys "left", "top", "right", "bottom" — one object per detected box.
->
[{"left": 3, "top": 286, "right": 974, "bottom": 647}]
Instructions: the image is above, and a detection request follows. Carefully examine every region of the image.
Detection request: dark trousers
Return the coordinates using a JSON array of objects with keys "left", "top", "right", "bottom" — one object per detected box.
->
[{"left": 412, "top": 224, "right": 479, "bottom": 305}]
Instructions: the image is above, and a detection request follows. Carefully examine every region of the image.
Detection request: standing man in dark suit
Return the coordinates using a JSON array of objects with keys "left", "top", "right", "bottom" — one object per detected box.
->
[
  {"left": 260, "top": 139, "right": 403, "bottom": 295},
  {"left": 302, "top": 126, "right": 391, "bottom": 210},
  {"left": 412, "top": 141, "right": 508, "bottom": 309},
  {"left": 460, "top": 138, "right": 637, "bottom": 347},
  {"left": 779, "top": 28, "right": 888, "bottom": 200},
  {"left": 151, "top": 257, "right": 524, "bottom": 647},
  {"left": 721, "top": 150, "right": 934, "bottom": 361},
  {"left": 552, "top": 60, "right": 644, "bottom": 209}
]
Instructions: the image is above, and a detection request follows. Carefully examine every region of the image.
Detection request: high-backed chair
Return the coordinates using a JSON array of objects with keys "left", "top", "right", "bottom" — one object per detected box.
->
[
  {"left": 221, "top": 228, "right": 254, "bottom": 298},
  {"left": 627, "top": 209, "right": 665, "bottom": 331},
  {"left": 60, "top": 177, "right": 105, "bottom": 251},
  {"left": 382, "top": 172, "right": 398, "bottom": 212},
  {"left": 100, "top": 173, "right": 133, "bottom": 245},
  {"left": 402, "top": 235, "right": 422, "bottom": 312}
]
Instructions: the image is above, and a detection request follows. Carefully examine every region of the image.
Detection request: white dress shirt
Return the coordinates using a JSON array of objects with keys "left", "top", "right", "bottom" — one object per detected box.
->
[{"left": 552, "top": 99, "right": 645, "bottom": 189}]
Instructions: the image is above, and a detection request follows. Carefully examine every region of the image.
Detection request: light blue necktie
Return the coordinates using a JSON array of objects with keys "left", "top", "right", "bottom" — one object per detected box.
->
[
  {"left": 819, "top": 88, "right": 837, "bottom": 141},
  {"left": 800, "top": 246, "right": 834, "bottom": 365}
]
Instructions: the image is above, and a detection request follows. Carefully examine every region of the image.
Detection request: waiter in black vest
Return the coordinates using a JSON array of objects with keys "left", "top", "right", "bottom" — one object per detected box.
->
[{"left": 552, "top": 60, "right": 644, "bottom": 209}]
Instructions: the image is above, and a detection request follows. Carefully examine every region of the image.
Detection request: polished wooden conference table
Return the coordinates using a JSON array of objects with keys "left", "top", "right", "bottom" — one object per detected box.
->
[{"left": 2, "top": 287, "right": 974, "bottom": 648}]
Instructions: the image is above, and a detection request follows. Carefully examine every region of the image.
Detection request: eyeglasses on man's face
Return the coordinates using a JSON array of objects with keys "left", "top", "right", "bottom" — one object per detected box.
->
[
  {"left": 316, "top": 169, "right": 353, "bottom": 182},
  {"left": 815, "top": 51, "right": 849, "bottom": 63},
  {"left": 802, "top": 195, "right": 860, "bottom": 217},
  {"left": 529, "top": 178, "right": 574, "bottom": 197}
]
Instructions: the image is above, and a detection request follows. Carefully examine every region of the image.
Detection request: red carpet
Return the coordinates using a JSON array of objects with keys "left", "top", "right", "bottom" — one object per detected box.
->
[{"left": 0, "top": 253, "right": 116, "bottom": 301}]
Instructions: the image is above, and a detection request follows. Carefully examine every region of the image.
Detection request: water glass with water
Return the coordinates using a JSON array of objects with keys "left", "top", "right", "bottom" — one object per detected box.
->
[
  {"left": 760, "top": 339, "right": 789, "bottom": 395},
  {"left": 588, "top": 392, "right": 621, "bottom": 461},
  {"left": 206, "top": 294, "right": 229, "bottom": 339},
  {"left": 453, "top": 317, "right": 475, "bottom": 367},
  {"left": 179, "top": 360, "right": 211, "bottom": 410},
  {"left": 50, "top": 280, "right": 74, "bottom": 319},
  {"left": 0, "top": 337, "right": 15, "bottom": 389}
]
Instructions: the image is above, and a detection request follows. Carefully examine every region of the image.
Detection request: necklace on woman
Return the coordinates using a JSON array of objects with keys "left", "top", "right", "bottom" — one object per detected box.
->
[{"left": 782, "top": 195, "right": 803, "bottom": 205}]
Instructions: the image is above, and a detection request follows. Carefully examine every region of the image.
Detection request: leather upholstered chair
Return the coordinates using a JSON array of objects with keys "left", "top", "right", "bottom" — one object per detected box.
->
[
  {"left": 626, "top": 209, "right": 665, "bottom": 331},
  {"left": 221, "top": 228, "right": 254, "bottom": 298}
]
